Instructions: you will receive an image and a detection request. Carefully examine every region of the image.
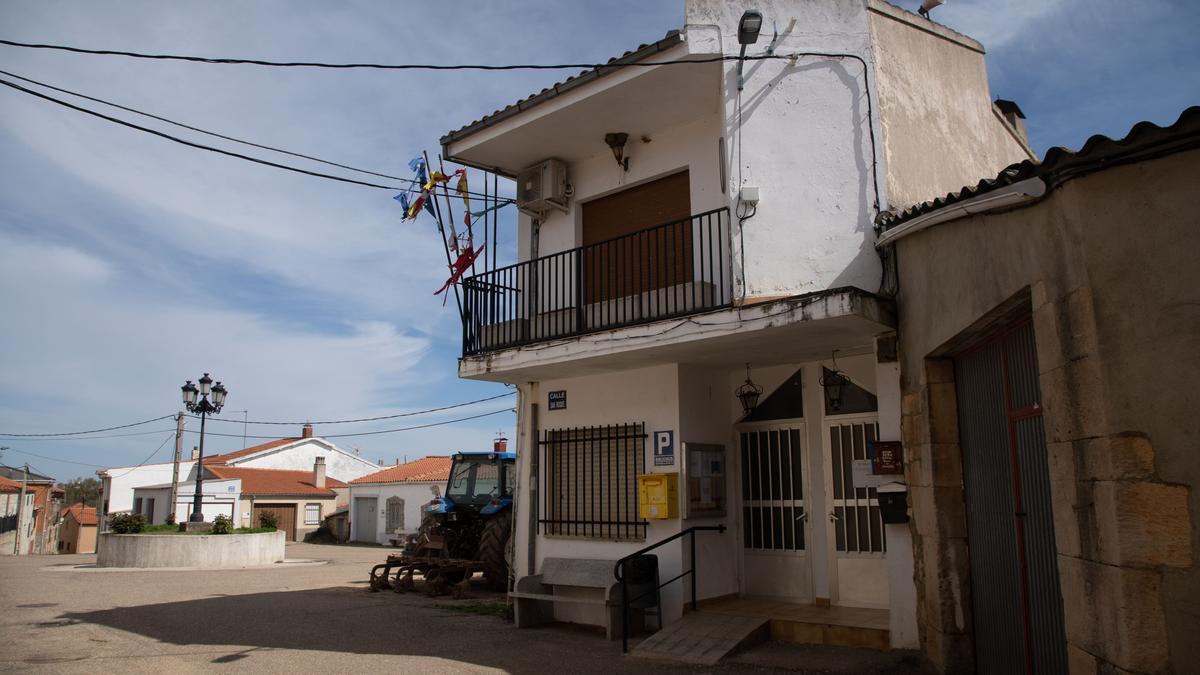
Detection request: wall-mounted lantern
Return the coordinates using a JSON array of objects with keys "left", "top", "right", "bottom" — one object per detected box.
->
[
  {"left": 820, "top": 350, "right": 850, "bottom": 412},
  {"left": 735, "top": 363, "right": 763, "bottom": 416},
  {"left": 604, "top": 132, "right": 630, "bottom": 171}
]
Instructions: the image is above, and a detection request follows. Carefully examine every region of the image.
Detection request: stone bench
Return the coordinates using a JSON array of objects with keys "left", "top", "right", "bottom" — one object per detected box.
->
[{"left": 510, "top": 557, "right": 645, "bottom": 640}]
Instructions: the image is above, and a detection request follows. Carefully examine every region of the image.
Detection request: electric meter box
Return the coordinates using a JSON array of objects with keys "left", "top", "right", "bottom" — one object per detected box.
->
[{"left": 638, "top": 473, "right": 679, "bottom": 520}]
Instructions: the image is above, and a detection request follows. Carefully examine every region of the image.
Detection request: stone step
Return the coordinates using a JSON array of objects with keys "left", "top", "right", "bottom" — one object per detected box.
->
[{"left": 631, "top": 611, "right": 770, "bottom": 666}]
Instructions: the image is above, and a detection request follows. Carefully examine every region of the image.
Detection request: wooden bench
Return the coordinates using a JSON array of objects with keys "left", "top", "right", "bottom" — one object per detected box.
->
[{"left": 509, "top": 557, "right": 645, "bottom": 640}]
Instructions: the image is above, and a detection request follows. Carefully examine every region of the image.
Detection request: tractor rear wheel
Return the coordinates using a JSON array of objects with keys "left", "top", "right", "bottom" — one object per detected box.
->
[{"left": 479, "top": 510, "right": 512, "bottom": 591}]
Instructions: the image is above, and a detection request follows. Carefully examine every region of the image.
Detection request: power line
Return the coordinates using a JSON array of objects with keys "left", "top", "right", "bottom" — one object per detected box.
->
[
  {"left": 189, "top": 391, "right": 515, "bottom": 425},
  {"left": 0, "top": 76, "right": 511, "bottom": 198},
  {"left": 0, "top": 413, "right": 175, "bottom": 437},
  {"left": 0, "top": 428, "right": 177, "bottom": 442},
  {"left": 183, "top": 407, "right": 513, "bottom": 440},
  {"left": 0, "top": 68, "right": 513, "bottom": 203},
  {"left": 107, "top": 434, "right": 177, "bottom": 478},
  {"left": 2, "top": 447, "right": 108, "bottom": 469},
  {"left": 0, "top": 38, "right": 782, "bottom": 70}
]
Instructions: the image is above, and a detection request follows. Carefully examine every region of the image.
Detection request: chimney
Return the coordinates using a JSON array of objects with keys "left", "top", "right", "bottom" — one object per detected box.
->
[
  {"left": 313, "top": 457, "right": 326, "bottom": 489},
  {"left": 302, "top": 423, "right": 314, "bottom": 439},
  {"left": 494, "top": 437, "right": 508, "bottom": 453},
  {"left": 377, "top": 459, "right": 384, "bottom": 466},
  {"left": 190, "top": 446, "right": 200, "bottom": 460},
  {"left": 993, "top": 99, "right": 1029, "bottom": 146}
]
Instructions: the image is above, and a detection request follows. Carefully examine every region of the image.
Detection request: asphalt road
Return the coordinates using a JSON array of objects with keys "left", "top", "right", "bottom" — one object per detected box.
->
[{"left": 0, "top": 543, "right": 923, "bottom": 674}]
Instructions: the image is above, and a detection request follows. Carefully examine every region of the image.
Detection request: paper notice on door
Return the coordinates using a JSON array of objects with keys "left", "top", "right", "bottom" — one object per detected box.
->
[
  {"left": 699, "top": 477, "right": 713, "bottom": 505},
  {"left": 852, "top": 459, "right": 887, "bottom": 488}
]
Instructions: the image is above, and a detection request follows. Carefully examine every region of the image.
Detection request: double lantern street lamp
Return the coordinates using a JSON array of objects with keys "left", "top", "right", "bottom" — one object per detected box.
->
[{"left": 181, "top": 374, "right": 227, "bottom": 524}]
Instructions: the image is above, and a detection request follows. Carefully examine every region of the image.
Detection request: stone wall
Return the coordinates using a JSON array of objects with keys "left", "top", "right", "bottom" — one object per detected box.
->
[{"left": 893, "top": 147, "right": 1198, "bottom": 673}]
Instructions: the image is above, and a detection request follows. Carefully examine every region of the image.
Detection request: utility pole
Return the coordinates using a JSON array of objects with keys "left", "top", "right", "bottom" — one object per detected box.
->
[
  {"left": 13, "top": 464, "right": 28, "bottom": 555},
  {"left": 167, "top": 412, "right": 185, "bottom": 524}
]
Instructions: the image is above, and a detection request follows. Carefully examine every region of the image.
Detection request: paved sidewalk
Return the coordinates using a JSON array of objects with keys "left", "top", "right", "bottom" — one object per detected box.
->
[{"left": 0, "top": 543, "right": 924, "bottom": 674}]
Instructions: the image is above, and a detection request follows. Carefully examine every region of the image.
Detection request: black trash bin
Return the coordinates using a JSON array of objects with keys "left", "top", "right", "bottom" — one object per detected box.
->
[{"left": 623, "top": 553, "right": 661, "bottom": 631}]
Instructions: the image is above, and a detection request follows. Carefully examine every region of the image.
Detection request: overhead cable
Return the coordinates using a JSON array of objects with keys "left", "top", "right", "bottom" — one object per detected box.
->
[
  {"left": 0, "top": 413, "right": 175, "bottom": 437},
  {"left": 0, "top": 38, "right": 786, "bottom": 70},
  {"left": 0, "top": 68, "right": 512, "bottom": 202},
  {"left": 184, "top": 407, "right": 513, "bottom": 440},
  {"left": 189, "top": 391, "right": 515, "bottom": 425}
]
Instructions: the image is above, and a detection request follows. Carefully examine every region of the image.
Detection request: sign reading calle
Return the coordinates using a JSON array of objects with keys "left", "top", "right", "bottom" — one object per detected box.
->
[{"left": 548, "top": 390, "right": 567, "bottom": 410}]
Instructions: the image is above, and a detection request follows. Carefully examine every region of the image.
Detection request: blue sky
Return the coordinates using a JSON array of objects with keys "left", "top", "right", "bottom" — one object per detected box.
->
[{"left": 0, "top": 0, "right": 1196, "bottom": 481}]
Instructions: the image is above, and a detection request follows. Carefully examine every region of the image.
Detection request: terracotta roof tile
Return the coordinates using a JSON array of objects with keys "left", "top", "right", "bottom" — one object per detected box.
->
[
  {"left": 351, "top": 456, "right": 453, "bottom": 485},
  {"left": 204, "top": 438, "right": 300, "bottom": 465},
  {"left": 205, "top": 466, "right": 345, "bottom": 497},
  {"left": 64, "top": 503, "right": 98, "bottom": 526},
  {"left": 0, "top": 475, "right": 21, "bottom": 493}
]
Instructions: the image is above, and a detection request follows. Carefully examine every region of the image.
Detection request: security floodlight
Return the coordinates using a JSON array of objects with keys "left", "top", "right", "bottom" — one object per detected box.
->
[
  {"left": 738, "top": 10, "right": 763, "bottom": 45},
  {"left": 918, "top": 0, "right": 943, "bottom": 18}
]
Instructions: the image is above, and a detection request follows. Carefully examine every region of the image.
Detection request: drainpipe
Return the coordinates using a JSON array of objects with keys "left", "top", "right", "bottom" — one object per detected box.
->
[{"left": 524, "top": 383, "right": 539, "bottom": 577}]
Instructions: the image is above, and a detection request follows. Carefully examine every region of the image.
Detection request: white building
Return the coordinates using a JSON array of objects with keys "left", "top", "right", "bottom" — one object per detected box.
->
[
  {"left": 98, "top": 423, "right": 377, "bottom": 526},
  {"left": 345, "top": 455, "right": 453, "bottom": 545},
  {"left": 440, "top": 0, "right": 1031, "bottom": 652}
]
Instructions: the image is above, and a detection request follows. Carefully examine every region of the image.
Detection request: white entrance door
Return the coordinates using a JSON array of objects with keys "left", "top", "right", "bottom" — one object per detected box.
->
[
  {"left": 823, "top": 415, "right": 889, "bottom": 607},
  {"left": 738, "top": 423, "right": 812, "bottom": 600},
  {"left": 354, "top": 497, "right": 378, "bottom": 544}
]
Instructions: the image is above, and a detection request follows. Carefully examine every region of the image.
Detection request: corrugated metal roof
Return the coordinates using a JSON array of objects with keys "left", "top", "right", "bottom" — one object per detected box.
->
[
  {"left": 440, "top": 30, "right": 684, "bottom": 149},
  {"left": 876, "top": 106, "right": 1200, "bottom": 231}
]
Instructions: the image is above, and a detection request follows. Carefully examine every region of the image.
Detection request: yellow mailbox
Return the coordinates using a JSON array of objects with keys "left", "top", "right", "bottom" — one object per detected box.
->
[{"left": 638, "top": 473, "right": 679, "bottom": 519}]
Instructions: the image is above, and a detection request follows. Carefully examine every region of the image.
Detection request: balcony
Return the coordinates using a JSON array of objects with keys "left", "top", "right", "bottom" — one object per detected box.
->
[{"left": 461, "top": 208, "right": 732, "bottom": 356}]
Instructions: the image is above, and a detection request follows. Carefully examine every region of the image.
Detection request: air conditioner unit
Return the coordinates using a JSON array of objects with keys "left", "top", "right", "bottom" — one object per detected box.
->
[{"left": 516, "top": 159, "right": 568, "bottom": 216}]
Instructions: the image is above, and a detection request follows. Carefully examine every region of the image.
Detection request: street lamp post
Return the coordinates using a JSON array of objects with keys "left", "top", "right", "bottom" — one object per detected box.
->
[{"left": 181, "top": 373, "right": 227, "bottom": 524}]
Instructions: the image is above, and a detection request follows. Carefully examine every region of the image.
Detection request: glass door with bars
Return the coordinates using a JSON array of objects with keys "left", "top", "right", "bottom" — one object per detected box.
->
[
  {"left": 822, "top": 415, "right": 889, "bottom": 608},
  {"left": 738, "top": 423, "right": 813, "bottom": 600}
]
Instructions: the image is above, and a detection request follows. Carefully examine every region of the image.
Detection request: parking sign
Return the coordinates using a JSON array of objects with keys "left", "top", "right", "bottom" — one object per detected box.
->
[{"left": 653, "top": 430, "right": 675, "bottom": 466}]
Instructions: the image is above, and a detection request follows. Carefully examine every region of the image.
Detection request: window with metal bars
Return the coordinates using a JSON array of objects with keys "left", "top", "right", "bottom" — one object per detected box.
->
[
  {"left": 828, "top": 420, "right": 886, "bottom": 554},
  {"left": 538, "top": 423, "right": 647, "bottom": 541}
]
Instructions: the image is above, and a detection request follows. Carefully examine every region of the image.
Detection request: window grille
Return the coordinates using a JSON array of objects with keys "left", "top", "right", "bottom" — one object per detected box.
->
[
  {"left": 829, "top": 420, "right": 886, "bottom": 554},
  {"left": 740, "top": 428, "right": 806, "bottom": 551},
  {"left": 539, "top": 422, "right": 647, "bottom": 541},
  {"left": 304, "top": 503, "right": 321, "bottom": 525},
  {"left": 385, "top": 497, "right": 404, "bottom": 532}
]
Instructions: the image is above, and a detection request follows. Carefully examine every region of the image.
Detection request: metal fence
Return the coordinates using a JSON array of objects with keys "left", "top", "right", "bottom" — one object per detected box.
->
[
  {"left": 538, "top": 423, "right": 647, "bottom": 541},
  {"left": 461, "top": 208, "right": 732, "bottom": 355}
]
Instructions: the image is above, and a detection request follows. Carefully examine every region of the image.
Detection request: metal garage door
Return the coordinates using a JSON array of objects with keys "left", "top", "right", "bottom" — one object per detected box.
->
[
  {"left": 253, "top": 503, "right": 296, "bottom": 541},
  {"left": 955, "top": 318, "right": 1067, "bottom": 674}
]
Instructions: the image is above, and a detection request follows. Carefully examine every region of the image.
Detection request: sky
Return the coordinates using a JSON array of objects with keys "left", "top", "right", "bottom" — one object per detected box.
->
[{"left": 0, "top": 0, "right": 1196, "bottom": 482}]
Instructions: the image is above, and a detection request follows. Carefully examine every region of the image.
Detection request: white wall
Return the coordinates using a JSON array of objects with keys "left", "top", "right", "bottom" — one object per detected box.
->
[
  {"left": 346, "top": 481, "right": 440, "bottom": 545},
  {"left": 228, "top": 439, "right": 378, "bottom": 482},
  {"left": 133, "top": 479, "right": 241, "bottom": 526},
  {"left": 101, "top": 460, "right": 194, "bottom": 516}
]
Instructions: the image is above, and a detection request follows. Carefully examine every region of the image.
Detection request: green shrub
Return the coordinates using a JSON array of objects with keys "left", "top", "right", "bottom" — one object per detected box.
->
[
  {"left": 210, "top": 514, "right": 233, "bottom": 535},
  {"left": 258, "top": 510, "right": 279, "bottom": 530},
  {"left": 108, "top": 512, "right": 147, "bottom": 534}
]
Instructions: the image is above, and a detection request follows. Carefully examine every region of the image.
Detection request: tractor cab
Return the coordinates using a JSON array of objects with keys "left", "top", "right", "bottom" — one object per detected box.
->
[{"left": 424, "top": 451, "right": 516, "bottom": 518}]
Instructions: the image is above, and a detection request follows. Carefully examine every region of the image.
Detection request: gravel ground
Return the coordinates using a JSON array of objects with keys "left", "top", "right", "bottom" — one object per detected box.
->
[{"left": 0, "top": 543, "right": 925, "bottom": 674}]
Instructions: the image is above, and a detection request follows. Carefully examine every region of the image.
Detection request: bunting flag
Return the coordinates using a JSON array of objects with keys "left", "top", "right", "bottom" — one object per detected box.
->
[
  {"left": 454, "top": 169, "right": 471, "bottom": 226},
  {"left": 435, "top": 243, "right": 486, "bottom": 298},
  {"left": 469, "top": 202, "right": 509, "bottom": 218}
]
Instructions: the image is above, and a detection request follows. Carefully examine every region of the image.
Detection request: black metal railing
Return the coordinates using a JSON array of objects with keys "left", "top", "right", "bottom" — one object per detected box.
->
[
  {"left": 538, "top": 423, "right": 647, "bottom": 541},
  {"left": 461, "top": 207, "right": 731, "bottom": 356},
  {"left": 614, "top": 525, "right": 727, "bottom": 654}
]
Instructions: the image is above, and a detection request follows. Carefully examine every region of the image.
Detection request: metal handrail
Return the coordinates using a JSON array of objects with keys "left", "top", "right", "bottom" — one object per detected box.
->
[{"left": 613, "top": 524, "right": 726, "bottom": 654}]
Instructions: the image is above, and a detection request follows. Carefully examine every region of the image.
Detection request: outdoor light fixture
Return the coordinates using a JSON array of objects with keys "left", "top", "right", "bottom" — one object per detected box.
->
[
  {"left": 735, "top": 363, "right": 764, "bottom": 416},
  {"left": 181, "top": 372, "right": 228, "bottom": 525},
  {"left": 738, "top": 9, "right": 763, "bottom": 45},
  {"left": 736, "top": 9, "right": 764, "bottom": 92},
  {"left": 605, "top": 132, "right": 630, "bottom": 171},
  {"left": 918, "top": 0, "right": 943, "bottom": 18},
  {"left": 820, "top": 351, "right": 850, "bottom": 412}
]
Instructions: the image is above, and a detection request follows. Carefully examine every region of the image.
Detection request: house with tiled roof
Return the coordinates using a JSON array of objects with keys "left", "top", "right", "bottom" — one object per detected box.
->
[
  {"left": 57, "top": 503, "right": 98, "bottom": 554},
  {"left": 437, "top": 0, "right": 1032, "bottom": 656},
  {"left": 0, "top": 465, "right": 64, "bottom": 555},
  {"left": 133, "top": 457, "right": 351, "bottom": 541},
  {"left": 342, "top": 454, "right": 457, "bottom": 545},
  {"left": 97, "top": 423, "right": 378, "bottom": 532}
]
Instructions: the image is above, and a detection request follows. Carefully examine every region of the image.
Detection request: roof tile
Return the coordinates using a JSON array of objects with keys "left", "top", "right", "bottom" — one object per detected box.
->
[
  {"left": 350, "top": 456, "right": 453, "bottom": 485},
  {"left": 204, "top": 466, "right": 345, "bottom": 497}
]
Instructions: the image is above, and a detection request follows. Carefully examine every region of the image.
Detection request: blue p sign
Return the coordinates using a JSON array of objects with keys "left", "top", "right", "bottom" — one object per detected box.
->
[{"left": 653, "top": 430, "right": 675, "bottom": 466}]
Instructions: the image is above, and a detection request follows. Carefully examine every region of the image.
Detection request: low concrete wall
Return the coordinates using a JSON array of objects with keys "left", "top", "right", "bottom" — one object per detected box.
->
[{"left": 97, "top": 531, "right": 285, "bottom": 568}]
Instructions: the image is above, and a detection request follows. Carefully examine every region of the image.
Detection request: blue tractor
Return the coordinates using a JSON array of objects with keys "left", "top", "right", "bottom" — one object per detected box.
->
[{"left": 413, "top": 450, "right": 516, "bottom": 590}]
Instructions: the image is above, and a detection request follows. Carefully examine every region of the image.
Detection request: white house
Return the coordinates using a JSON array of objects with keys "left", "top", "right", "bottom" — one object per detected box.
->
[
  {"left": 346, "top": 455, "right": 453, "bottom": 545},
  {"left": 439, "top": 0, "right": 1031, "bottom": 653},
  {"left": 99, "top": 423, "right": 377, "bottom": 527}
]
